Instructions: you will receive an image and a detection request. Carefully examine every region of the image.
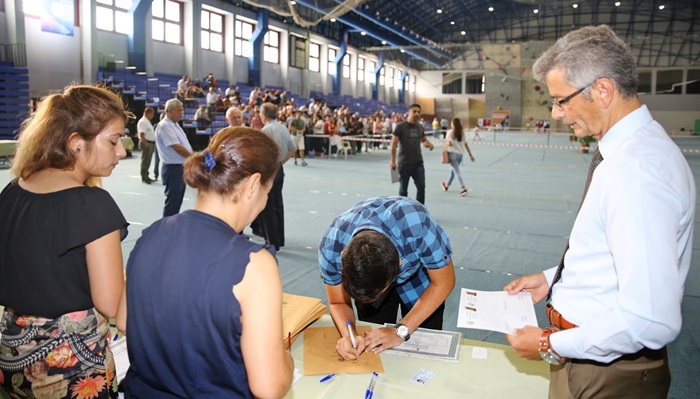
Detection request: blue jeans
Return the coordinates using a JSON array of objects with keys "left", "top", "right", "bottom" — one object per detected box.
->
[
  {"left": 162, "top": 163, "right": 185, "bottom": 217},
  {"left": 446, "top": 152, "right": 465, "bottom": 188},
  {"left": 398, "top": 162, "right": 426, "bottom": 204}
]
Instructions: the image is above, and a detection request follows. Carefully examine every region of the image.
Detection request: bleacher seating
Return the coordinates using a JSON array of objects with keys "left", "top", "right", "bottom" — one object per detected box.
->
[{"left": 0, "top": 61, "right": 30, "bottom": 140}]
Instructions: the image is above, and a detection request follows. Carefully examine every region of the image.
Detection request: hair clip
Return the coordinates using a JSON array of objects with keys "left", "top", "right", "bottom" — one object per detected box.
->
[{"left": 203, "top": 151, "right": 216, "bottom": 172}]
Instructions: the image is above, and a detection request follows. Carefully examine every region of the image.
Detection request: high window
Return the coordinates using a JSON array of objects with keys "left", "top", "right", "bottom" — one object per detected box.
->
[
  {"left": 328, "top": 47, "right": 338, "bottom": 75},
  {"left": 396, "top": 70, "right": 403, "bottom": 89},
  {"left": 264, "top": 30, "right": 280, "bottom": 64},
  {"left": 358, "top": 57, "right": 365, "bottom": 82},
  {"left": 342, "top": 54, "right": 351, "bottom": 79},
  {"left": 152, "top": 0, "right": 182, "bottom": 44},
  {"left": 379, "top": 67, "right": 385, "bottom": 86},
  {"left": 368, "top": 60, "right": 376, "bottom": 84},
  {"left": 388, "top": 67, "right": 394, "bottom": 88},
  {"left": 235, "top": 19, "right": 255, "bottom": 57},
  {"left": 309, "top": 42, "right": 320, "bottom": 72},
  {"left": 201, "top": 9, "right": 224, "bottom": 52},
  {"left": 95, "top": 0, "right": 132, "bottom": 34}
]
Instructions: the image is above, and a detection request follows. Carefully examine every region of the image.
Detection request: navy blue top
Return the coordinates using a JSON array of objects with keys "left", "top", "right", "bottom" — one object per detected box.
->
[{"left": 125, "top": 210, "right": 271, "bottom": 399}]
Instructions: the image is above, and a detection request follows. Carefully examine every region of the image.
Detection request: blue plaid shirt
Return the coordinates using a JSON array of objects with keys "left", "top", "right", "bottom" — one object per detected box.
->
[{"left": 319, "top": 196, "right": 452, "bottom": 306}]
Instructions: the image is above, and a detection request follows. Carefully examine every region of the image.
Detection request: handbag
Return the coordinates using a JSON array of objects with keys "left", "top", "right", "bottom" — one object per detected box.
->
[{"left": 441, "top": 148, "right": 450, "bottom": 164}]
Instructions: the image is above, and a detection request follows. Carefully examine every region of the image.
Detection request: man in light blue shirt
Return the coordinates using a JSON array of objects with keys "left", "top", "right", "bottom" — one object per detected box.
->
[
  {"left": 156, "top": 99, "right": 193, "bottom": 217},
  {"left": 504, "top": 25, "right": 695, "bottom": 398}
]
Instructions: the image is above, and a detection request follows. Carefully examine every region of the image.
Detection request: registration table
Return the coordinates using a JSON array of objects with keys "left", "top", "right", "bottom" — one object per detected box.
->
[{"left": 284, "top": 315, "right": 549, "bottom": 399}]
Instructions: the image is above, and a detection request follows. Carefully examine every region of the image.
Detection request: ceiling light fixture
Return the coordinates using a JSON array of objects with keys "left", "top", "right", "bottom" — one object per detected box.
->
[
  {"left": 572, "top": 3, "right": 578, "bottom": 8},
  {"left": 461, "top": 31, "right": 466, "bottom": 35},
  {"left": 400, "top": 49, "right": 405, "bottom": 53},
  {"left": 437, "top": 9, "right": 442, "bottom": 14},
  {"left": 615, "top": 2, "right": 621, "bottom": 6},
  {"left": 360, "top": 31, "right": 366, "bottom": 36},
  {"left": 450, "top": 21, "right": 455, "bottom": 25},
  {"left": 533, "top": 9, "right": 539, "bottom": 13},
  {"left": 290, "top": 0, "right": 296, "bottom": 4},
  {"left": 659, "top": 4, "right": 665, "bottom": 9},
  {"left": 381, "top": 40, "right": 386, "bottom": 44},
  {"left": 330, "top": 18, "right": 336, "bottom": 22}
]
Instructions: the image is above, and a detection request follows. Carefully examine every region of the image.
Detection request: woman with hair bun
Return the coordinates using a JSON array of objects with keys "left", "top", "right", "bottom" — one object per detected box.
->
[
  {"left": 118, "top": 127, "right": 294, "bottom": 399},
  {"left": 0, "top": 84, "right": 132, "bottom": 398}
]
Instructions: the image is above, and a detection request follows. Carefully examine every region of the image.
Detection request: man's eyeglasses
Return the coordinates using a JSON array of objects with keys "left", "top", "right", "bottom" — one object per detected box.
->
[{"left": 552, "top": 84, "right": 591, "bottom": 111}]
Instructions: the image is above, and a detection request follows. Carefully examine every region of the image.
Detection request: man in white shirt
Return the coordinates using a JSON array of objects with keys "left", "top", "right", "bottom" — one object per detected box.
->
[
  {"left": 155, "top": 99, "right": 193, "bottom": 217},
  {"left": 504, "top": 25, "right": 695, "bottom": 399},
  {"left": 137, "top": 107, "right": 156, "bottom": 184},
  {"left": 225, "top": 107, "right": 243, "bottom": 128}
]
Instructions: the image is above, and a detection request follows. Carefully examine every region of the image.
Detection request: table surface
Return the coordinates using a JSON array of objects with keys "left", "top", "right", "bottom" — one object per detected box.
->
[{"left": 284, "top": 315, "right": 550, "bottom": 399}]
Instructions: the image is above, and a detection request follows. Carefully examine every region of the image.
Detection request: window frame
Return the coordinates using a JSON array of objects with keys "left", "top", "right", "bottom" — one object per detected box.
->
[
  {"left": 358, "top": 57, "right": 365, "bottom": 82},
  {"left": 309, "top": 42, "right": 321, "bottom": 72},
  {"left": 263, "top": 29, "right": 281, "bottom": 64},
  {"left": 234, "top": 18, "right": 255, "bottom": 57},
  {"left": 95, "top": 0, "right": 132, "bottom": 35},
  {"left": 328, "top": 47, "right": 338, "bottom": 76},
  {"left": 151, "top": 0, "right": 183, "bottom": 45},
  {"left": 201, "top": 8, "right": 224, "bottom": 53}
]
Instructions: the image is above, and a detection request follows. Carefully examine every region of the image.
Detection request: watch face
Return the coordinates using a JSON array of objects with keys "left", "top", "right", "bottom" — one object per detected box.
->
[{"left": 397, "top": 325, "right": 409, "bottom": 337}]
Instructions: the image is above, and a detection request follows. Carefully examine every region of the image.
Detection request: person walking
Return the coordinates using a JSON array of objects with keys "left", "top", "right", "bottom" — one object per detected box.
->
[
  {"left": 441, "top": 117, "right": 474, "bottom": 196},
  {"left": 390, "top": 104, "right": 434, "bottom": 204}
]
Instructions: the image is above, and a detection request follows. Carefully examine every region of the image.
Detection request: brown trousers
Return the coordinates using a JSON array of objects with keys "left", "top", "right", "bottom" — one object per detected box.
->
[{"left": 549, "top": 348, "right": 670, "bottom": 399}]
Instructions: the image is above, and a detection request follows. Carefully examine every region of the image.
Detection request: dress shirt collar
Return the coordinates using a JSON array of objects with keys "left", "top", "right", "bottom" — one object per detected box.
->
[{"left": 598, "top": 104, "right": 653, "bottom": 160}]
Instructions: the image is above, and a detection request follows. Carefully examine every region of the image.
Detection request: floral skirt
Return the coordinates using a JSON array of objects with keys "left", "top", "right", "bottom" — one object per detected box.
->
[{"left": 0, "top": 308, "right": 117, "bottom": 399}]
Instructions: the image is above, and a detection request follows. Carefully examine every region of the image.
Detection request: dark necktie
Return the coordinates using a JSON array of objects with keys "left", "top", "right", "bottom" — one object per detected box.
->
[{"left": 548, "top": 147, "right": 603, "bottom": 300}]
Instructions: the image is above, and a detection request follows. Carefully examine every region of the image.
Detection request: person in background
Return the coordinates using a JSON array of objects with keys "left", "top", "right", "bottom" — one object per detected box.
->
[
  {"left": 156, "top": 99, "right": 193, "bottom": 217},
  {"left": 195, "top": 104, "right": 212, "bottom": 128},
  {"left": 441, "top": 117, "right": 474, "bottom": 196},
  {"left": 319, "top": 196, "right": 455, "bottom": 360},
  {"left": 118, "top": 127, "right": 294, "bottom": 399},
  {"left": 504, "top": 25, "right": 695, "bottom": 399},
  {"left": 253, "top": 103, "right": 295, "bottom": 251},
  {"left": 390, "top": 104, "right": 434, "bottom": 204},
  {"left": 288, "top": 109, "right": 308, "bottom": 166},
  {"left": 138, "top": 107, "right": 156, "bottom": 184},
  {"left": 226, "top": 106, "right": 244, "bottom": 128},
  {"left": 0, "top": 84, "right": 131, "bottom": 398}
]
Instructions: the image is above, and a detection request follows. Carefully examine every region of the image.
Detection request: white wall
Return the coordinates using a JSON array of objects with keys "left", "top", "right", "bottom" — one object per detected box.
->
[
  {"left": 24, "top": 17, "right": 81, "bottom": 96},
  {"left": 0, "top": 11, "right": 8, "bottom": 44}
]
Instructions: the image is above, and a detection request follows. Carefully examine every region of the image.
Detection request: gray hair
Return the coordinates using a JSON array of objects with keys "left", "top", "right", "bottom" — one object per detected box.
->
[
  {"left": 260, "top": 102, "right": 278, "bottom": 120},
  {"left": 164, "top": 98, "right": 183, "bottom": 111},
  {"left": 532, "top": 25, "right": 638, "bottom": 100}
]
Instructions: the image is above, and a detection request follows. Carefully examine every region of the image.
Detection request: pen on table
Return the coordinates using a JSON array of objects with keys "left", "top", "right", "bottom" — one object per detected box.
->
[
  {"left": 346, "top": 320, "right": 360, "bottom": 360},
  {"left": 364, "top": 372, "right": 378, "bottom": 399},
  {"left": 319, "top": 373, "right": 335, "bottom": 383}
]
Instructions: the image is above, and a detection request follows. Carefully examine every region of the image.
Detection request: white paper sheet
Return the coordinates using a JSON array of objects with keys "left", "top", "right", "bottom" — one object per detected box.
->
[
  {"left": 457, "top": 288, "right": 538, "bottom": 334},
  {"left": 382, "top": 324, "right": 462, "bottom": 361}
]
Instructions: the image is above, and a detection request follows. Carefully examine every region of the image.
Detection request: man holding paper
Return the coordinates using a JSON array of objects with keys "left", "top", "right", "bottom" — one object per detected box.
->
[
  {"left": 504, "top": 25, "right": 695, "bottom": 398},
  {"left": 318, "top": 196, "right": 455, "bottom": 360}
]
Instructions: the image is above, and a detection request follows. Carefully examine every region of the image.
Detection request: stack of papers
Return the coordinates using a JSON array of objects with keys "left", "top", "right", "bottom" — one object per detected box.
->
[{"left": 282, "top": 293, "right": 328, "bottom": 346}]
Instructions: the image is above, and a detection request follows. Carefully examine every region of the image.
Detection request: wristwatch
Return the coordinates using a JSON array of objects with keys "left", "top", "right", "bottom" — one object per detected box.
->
[
  {"left": 539, "top": 327, "right": 567, "bottom": 365},
  {"left": 395, "top": 323, "right": 411, "bottom": 341}
]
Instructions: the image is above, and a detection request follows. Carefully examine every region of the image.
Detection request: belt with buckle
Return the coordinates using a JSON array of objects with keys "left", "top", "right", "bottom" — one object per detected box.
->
[{"left": 546, "top": 303, "right": 578, "bottom": 330}]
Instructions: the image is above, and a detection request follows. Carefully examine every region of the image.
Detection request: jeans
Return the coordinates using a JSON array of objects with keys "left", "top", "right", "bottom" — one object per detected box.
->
[
  {"left": 446, "top": 152, "right": 465, "bottom": 188},
  {"left": 161, "top": 164, "right": 185, "bottom": 217},
  {"left": 398, "top": 162, "right": 426, "bottom": 204}
]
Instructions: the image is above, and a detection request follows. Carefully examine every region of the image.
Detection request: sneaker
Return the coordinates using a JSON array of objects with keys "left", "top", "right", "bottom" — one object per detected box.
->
[
  {"left": 294, "top": 159, "right": 298, "bottom": 165},
  {"left": 301, "top": 161, "right": 308, "bottom": 166},
  {"left": 441, "top": 182, "right": 448, "bottom": 191},
  {"left": 142, "top": 178, "right": 152, "bottom": 185},
  {"left": 459, "top": 188, "right": 468, "bottom": 196}
]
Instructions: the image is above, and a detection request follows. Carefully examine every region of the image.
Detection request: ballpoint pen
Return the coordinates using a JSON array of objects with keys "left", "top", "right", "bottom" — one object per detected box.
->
[
  {"left": 319, "top": 373, "right": 335, "bottom": 383},
  {"left": 346, "top": 320, "right": 360, "bottom": 360},
  {"left": 364, "top": 372, "right": 378, "bottom": 399}
]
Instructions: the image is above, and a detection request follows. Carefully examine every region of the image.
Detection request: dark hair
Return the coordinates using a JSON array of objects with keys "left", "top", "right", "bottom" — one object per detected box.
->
[
  {"left": 410, "top": 104, "right": 421, "bottom": 110},
  {"left": 341, "top": 231, "right": 400, "bottom": 304},
  {"left": 452, "top": 118, "right": 464, "bottom": 142},
  {"left": 183, "top": 127, "right": 280, "bottom": 199},
  {"left": 12, "top": 84, "right": 133, "bottom": 185}
]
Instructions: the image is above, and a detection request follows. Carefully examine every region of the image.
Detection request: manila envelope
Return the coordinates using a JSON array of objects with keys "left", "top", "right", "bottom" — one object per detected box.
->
[{"left": 303, "top": 325, "right": 385, "bottom": 376}]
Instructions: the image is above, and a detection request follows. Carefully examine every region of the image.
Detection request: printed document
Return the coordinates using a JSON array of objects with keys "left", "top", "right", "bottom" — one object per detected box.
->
[{"left": 457, "top": 288, "right": 538, "bottom": 334}]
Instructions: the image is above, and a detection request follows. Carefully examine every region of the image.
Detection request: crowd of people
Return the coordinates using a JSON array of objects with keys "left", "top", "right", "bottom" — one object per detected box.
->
[{"left": 0, "top": 25, "right": 695, "bottom": 399}]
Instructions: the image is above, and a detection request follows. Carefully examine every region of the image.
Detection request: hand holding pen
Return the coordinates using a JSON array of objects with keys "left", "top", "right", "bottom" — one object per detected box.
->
[{"left": 346, "top": 320, "right": 362, "bottom": 360}]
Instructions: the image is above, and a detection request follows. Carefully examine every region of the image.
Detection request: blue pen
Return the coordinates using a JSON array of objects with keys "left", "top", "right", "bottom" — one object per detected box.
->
[
  {"left": 319, "top": 373, "right": 335, "bottom": 383},
  {"left": 364, "top": 372, "right": 378, "bottom": 399}
]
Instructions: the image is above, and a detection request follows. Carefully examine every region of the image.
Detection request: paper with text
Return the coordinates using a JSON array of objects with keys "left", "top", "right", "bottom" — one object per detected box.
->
[{"left": 457, "top": 288, "right": 538, "bottom": 334}]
